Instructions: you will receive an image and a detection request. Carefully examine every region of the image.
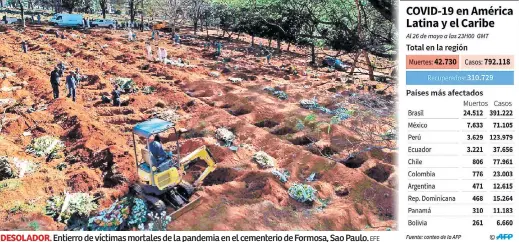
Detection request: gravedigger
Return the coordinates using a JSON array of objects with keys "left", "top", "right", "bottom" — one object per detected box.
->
[{"left": 131, "top": 118, "right": 217, "bottom": 219}]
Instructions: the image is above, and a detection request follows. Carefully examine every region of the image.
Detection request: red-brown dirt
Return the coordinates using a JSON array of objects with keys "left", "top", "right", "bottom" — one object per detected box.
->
[{"left": 0, "top": 26, "right": 396, "bottom": 231}]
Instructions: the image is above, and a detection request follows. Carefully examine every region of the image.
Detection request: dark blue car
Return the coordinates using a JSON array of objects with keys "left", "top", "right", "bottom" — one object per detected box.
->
[{"left": 322, "top": 56, "right": 348, "bottom": 71}]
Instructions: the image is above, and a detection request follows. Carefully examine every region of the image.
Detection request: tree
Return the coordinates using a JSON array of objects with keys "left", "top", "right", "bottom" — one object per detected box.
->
[
  {"left": 128, "top": 0, "right": 136, "bottom": 24},
  {"left": 81, "top": 0, "right": 101, "bottom": 13},
  {"left": 368, "top": 0, "right": 394, "bottom": 23},
  {"left": 140, "top": 0, "right": 144, "bottom": 30},
  {"left": 62, "top": 0, "right": 80, "bottom": 13},
  {"left": 187, "top": 0, "right": 207, "bottom": 35},
  {"left": 210, "top": 0, "right": 394, "bottom": 71},
  {"left": 112, "top": 0, "right": 127, "bottom": 13},
  {"left": 212, "top": 4, "right": 234, "bottom": 38},
  {"left": 164, "top": 0, "right": 187, "bottom": 35},
  {"left": 99, "top": 0, "right": 108, "bottom": 18},
  {"left": 248, "top": 0, "right": 326, "bottom": 61},
  {"left": 9, "top": 0, "right": 28, "bottom": 27},
  {"left": 54, "top": 0, "right": 62, "bottom": 13},
  {"left": 142, "top": 0, "right": 164, "bottom": 22},
  {"left": 201, "top": 6, "right": 213, "bottom": 37}
]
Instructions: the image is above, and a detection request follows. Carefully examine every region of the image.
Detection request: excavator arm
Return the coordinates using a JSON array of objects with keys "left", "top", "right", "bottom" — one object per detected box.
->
[{"left": 178, "top": 145, "right": 217, "bottom": 187}]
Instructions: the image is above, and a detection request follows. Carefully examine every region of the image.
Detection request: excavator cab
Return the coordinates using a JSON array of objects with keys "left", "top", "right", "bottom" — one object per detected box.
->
[
  {"left": 131, "top": 118, "right": 217, "bottom": 216},
  {"left": 132, "top": 118, "right": 179, "bottom": 188}
]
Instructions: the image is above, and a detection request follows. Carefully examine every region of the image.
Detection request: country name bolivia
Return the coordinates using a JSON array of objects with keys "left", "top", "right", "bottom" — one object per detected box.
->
[
  {"left": 408, "top": 146, "right": 432, "bottom": 153},
  {"left": 409, "top": 220, "right": 428, "bottom": 226}
]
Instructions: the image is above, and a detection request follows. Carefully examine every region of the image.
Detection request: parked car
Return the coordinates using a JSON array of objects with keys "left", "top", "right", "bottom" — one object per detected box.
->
[
  {"left": 1, "top": 17, "right": 18, "bottom": 24},
  {"left": 91, "top": 19, "right": 115, "bottom": 28},
  {"left": 49, "top": 14, "right": 83, "bottom": 27},
  {"left": 322, "top": 56, "right": 350, "bottom": 71}
]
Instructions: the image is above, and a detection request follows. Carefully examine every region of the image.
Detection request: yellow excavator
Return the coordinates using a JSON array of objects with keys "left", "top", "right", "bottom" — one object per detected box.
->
[
  {"left": 152, "top": 21, "right": 172, "bottom": 31},
  {"left": 131, "top": 118, "right": 217, "bottom": 219}
]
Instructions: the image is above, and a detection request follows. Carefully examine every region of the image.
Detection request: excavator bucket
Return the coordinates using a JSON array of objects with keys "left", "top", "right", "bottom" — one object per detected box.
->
[
  {"left": 163, "top": 146, "right": 217, "bottom": 220},
  {"left": 168, "top": 194, "right": 203, "bottom": 220}
]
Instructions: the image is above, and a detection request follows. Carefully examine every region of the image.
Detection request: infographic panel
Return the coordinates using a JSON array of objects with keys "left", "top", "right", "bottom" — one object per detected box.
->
[{"left": 400, "top": 0, "right": 518, "bottom": 241}]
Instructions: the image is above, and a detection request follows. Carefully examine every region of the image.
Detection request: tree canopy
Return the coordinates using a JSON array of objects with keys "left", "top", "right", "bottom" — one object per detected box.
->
[{"left": 208, "top": 0, "right": 395, "bottom": 58}]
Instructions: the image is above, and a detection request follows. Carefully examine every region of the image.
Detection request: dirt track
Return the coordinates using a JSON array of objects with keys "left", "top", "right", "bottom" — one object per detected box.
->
[{"left": 0, "top": 25, "right": 396, "bottom": 231}]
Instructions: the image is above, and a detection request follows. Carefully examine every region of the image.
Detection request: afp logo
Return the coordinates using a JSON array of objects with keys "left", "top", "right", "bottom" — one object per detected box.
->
[{"left": 496, "top": 234, "right": 513, "bottom": 240}]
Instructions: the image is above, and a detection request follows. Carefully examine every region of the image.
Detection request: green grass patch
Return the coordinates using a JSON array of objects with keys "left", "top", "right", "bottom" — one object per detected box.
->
[
  {"left": 9, "top": 201, "right": 41, "bottom": 214},
  {"left": 0, "top": 179, "right": 22, "bottom": 191}
]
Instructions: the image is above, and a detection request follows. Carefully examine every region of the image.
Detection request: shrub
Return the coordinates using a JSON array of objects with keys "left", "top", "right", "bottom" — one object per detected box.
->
[
  {"left": 62, "top": 193, "right": 98, "bottom": 222},
  {"left": 26, "top": 136, "right": 64, "bottom": 159},
  {"left": 332, "top": 108, "right": 353, "bottom": 121},
  {"left": 288, "top": 183, "right": 316, "bottom": 203},
  {"left": 215, "top": 128, "right": 235, "bottom": 146},
  {"left": 115, "top": 77, "right": 138, "bottom": 93},
  {"left": 299, "top": 98, "right": 352, "bottom": 120},
  {"left": 28, "top": 221, "right": 40, "bottom": 231},
  {"left": 271, "top": 169, "right": 289, "bottom": 183},
  {"left": 252, "top": 151, "right": 276, "bottom": 168},
  {"left": 294, "top": 114, "right": 320, "bottom": 133},
  {"left": 381, "top": 128, "right": 397, "bottom": 140},
  {"left": 56, "top": 163, "right": 67, "bottom": 171},
  {"left": 13, "top": 158, "right": 39, "bottom": 177},
  {"left": 300, "top": 98, "right": 319, "bottom": 109},
  {"left": 46, "top": 193, "right": 97, "bottom": 224},
  {"left": 88, "top": 198, "right": 130, "bottom": 231},
  {"left": 152, "top": 109, "right": 180, "bottom": 123},
  {"left": 326, "top": 116, "right": 341, "bottom": 134},
  {"left": 9, "top": 201, "right": 37, "bottom": 214},
  {"left": 228, "top": 78, "right": 243, "bottom": 84},
  {"left": 0, "top": 156, "right": 14, "bottom": 181},
  {"left": 45, "top": 196, "right": 65, "bottom": 219},
  {"left": 142, "top": 86, "right": 156, "bottom": 95},
  {"left": 295, "top": 120, "right": 305, "bottom": 131},
  {"left": 87, "top": 197, "right": 147, "bottom": 231},
  {"left": 306, "top": 172, "right": 317, "bottom": 182},
  {"left": 128, "top": 198, "right": 148, "bottom": 226},
  {"left": 272, "top": 90, "right": 288, "bottom": 100},
  {"left": 264, "top": 87, "right": 288, "bottom": 100},
  {"left": 316, "top": 198, "right": 331, "bottom": 210},
  {"left": 86, "top": 197, "right": 174, "bottom": 231},
  {"left": 0, "top": 179, "right": 22, "bottom": 191},
  {"left": 138, "top": 211, "right": 172, "bottom": 231}
]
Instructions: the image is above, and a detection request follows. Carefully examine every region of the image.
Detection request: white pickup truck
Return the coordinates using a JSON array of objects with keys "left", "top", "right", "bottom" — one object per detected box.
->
[
  {"left": 90, "top": 19, "right": 115, "bottom": 28},
  {"left": 1, "top": 17, "right": 18, "bottom": 24}
]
